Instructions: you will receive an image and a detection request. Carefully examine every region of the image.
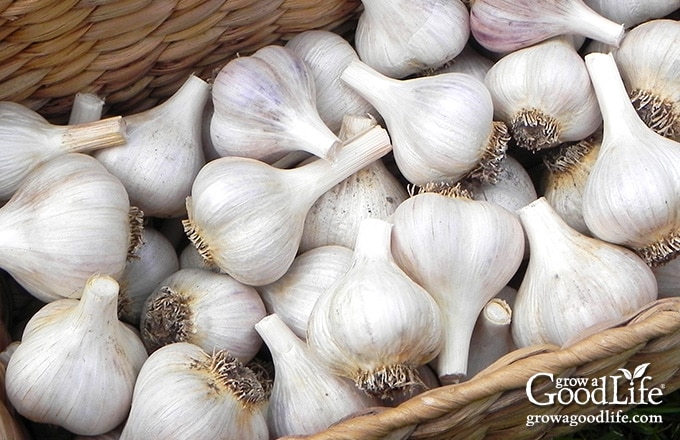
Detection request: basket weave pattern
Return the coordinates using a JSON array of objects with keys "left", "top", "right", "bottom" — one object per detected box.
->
[{"left": 0, "top": 0, "right": 361, "bottom": 121}]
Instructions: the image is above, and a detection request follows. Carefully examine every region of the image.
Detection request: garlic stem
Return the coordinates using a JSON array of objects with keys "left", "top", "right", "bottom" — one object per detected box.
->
[
  {"left": 351, "top": 216, "right": 392, "bottom": 261},
  {"left": 340, "top": 60, "right": 396, "bottom": 116},
  {"left": 62, "top": 116, "right": 126, "bottom": 152},
  {"left": 255, "top": 314, "right": 297, "bottom": 357},
  {"left": 75, "top": 276, "right": 119, "bottom": 329},
  {"left": 69, "top": 93, "right": 105, "bottom": 125},
  {"left": 572, "top": 5, "right": 625, "bottom": 47}
]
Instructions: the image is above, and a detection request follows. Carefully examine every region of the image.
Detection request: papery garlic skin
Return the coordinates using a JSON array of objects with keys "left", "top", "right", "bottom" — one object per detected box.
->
[
  {"left": 256, "top": 314, "right": 379, "bottom": 437},
  {"left": 652, "top": 258, "right": 680, "bottom": 298},
  {"left": 0, "top": 153, "right": 133, "bottom": 302},
  {"left": 584, "top": 0, "right": 680, "bottom": 28},
  {"left": 120, "top": 343, "right": 268, "bottom": 440},
  {"left": 431, "top": 44, "right": 495, "bottom": 83},
  {"left": 583, "top": 52, "right": 680, "bottom": 266},
  {"left": 285, "top": 30, "right": 377, "bottom": 134},
  {"left": 307, "top": 218, "right": 444, "bottom": 398},
  {"left": 614, "top": 19, "right": 680, "bottom": 142},
  {"left": 6, "top": 275, "right": 148, "bottom": 435},
  {"left": 513, "top": 197, "right": 657, "bottom": 347},
  {"left": 354, "top": 0, "right": 470, "bottom": 79},
  {"left": 211, "top": 45, "right": 341, "bottom": 163},
  {"left": 95, "top": 75, "right": 208, "bottom": 218},
  {"left": 484, "top": 37, "right": 601, "bottom": 151},
  {"left": 140, "top": 268, "right": 266, "bottom": 362}
]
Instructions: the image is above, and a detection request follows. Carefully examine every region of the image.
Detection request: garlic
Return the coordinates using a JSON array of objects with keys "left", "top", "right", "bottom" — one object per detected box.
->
[
  {"left": 183, "top": 124, "right": 391, "bottom": 286},
  {"left": 74, "top": 425, "right": 123, "bottom": 440},
  {"left": 256, "top": 245, "right": 353, "bottom": 339},
  {"left": 380, "top": 364, "right": 440, "bottom": 407},
  {"left": 118, "top": 227, "right": 180, "bottom": 326},
  {"left": 513, "top": 197, "right": 657, "bottom": 347},
  {"left": 299, "top": 114, "right": 408, "bottom": 253},
  {"left": 5, "top": 275, "right": 148, "bottom": 435},
  {"left": 0, "top": 101, "right": 125, "bottom": 201},
  {"left": 95, "top": 74, "right": 208, "bottom": 218},
  {"left": 0, "top": 153, "right": 141, "bottom": 302},
  {"left": 0, "top": 362, "right": 28, "bottom": 440},
  {"left": 652, "top": 258, "right": 680, "bottom": 298},
  {"left": 68, "top": 92, "right": 105, "bottom": 125},
  {"left": 541, "top": 133, "right": 601, "bottom": 235},
  {"left": 484, "top": 37, "right": 601, "bottom": 151},
  {"left": 470, "top": 0, "right": 625, "bottom": 54},
  {"left": 140, "top": 268, "right": 266, "bottom": 362},
  {"left": 584, "top": 0, "right": 680, "bottom": 28},
  {"left": 179, "top": 242, "right": 219, "bottom": 272},
  {"left": 614, "top": 19, "right": 680, "bottom": 142},
  {"left": 354, "top": 0, "right": 470, "bottom": 78},
  {"left": 307, "top": 218, "right": 444, "bottom": 398},
  {"left": 255, "top": 313, "right": 379, "bottom": 437},
  {"left": 390, "top": 183, "right": 525, "bottom": 384},
  {"left": 285, "top": 30, "right": 377, "bottom": 134},
  {"left": 430, "top": 43, "right": 495, "bottom": 83},
  {"left": 582, "top": 52, "right": 680, "bottom": 266},
  {"left": 341, "top": 59, "right": 509, "bottom": 185},
  {"left": 466, "top": 297, "right": 515, "bottom": 378},
  {"left": 211, "top": 45, "right": 341, "bottom": 162},
  {"left": 120, "top": 342, "right": 268, "bottom": 440}
]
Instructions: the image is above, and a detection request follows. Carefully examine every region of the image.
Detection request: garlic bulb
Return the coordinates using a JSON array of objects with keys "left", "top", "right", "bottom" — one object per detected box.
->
[
  {"left": 652, "top": 258, "right": 680, "bottom": 298},
  {"left": 179, "top": 242, "right": 219, "bottom": 272},
  {"left": 118, "top": 227, "right": 179, "bottom": 326},
  {"left": 341, "top": 59, "right": 509, "bottom": 185},
  {"left": 0, "top": 363, "right": 28, "bottom": 440},
  {"left": 541, "top": 133, "right": 601, "bottom": 235},
  {"left": 211, "top": 45, "right": 341, "bottom": 162},
  {"left": 430, "top": 43, "right": 495, "bottom": 83},
  {"left": 582, "top": 52, "right": 680, "bottom": 266},
  {"left": 285, "top": 30, "right": 377, "bottom": 134},
  {"left": 68, "top": 92, "right": 105, "bottom": 124},
  {"left": 466, "top": 298, "right": 515, "bottom": 378},
  {"left": 614, "top": 19, "right": 680, "bottom": 142},
  {"left": 183, "top": 125, "right": 391, "bottom": 286},
  {"left": 390, "top": 184, "right": 525, "bottom": 383},
  {"left": 0, "top": 153, "right": 141, "bottom": 302},
  {"left": 513, "top": 197, "right": 657, "bottom": 347},
  {"left": 470, "top": 0, "right": 624, "bottom": 54},
  {"left": 120, "top": 342, "right": 268, "bottom": 440},
  {"left": 140, "top": 268, "right": 266, "bottom": 362},
  {"left": 354, "top": 0, "right": 470, "bottom": 79},
  {"left": 256, "top": 245, "right": 353, "bottom": 339},
  {"left": 0, "top": 101, "right": 125, "bottom": 201},
  {"left": 484, "top": 37, "right": 601, "bottom": 151},
  {"left": 74, "top": 425, "right": 123, "bottom": 440},
  {"left": 300, "top": 114, "right": 408, "bottom": 252},
  {"left": 307, "top": 218, "right": 444, "bottom": 398},
  {"left": 5, "top": 275, "right": 148, "bottom": 435},
  {"left": 95, "top": 74, "right": 208, "bottom": 218},
  {"left": 255, "top": 313, "right": 378, "bottom": 437},
  {"left": 584, "top": 0, "right": 680, "bottom": 28}
]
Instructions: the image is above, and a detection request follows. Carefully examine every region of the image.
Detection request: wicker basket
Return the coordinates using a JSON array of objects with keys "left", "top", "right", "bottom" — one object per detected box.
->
[{"left": 3, "top": 2, "right": 680, "bottom": 440}]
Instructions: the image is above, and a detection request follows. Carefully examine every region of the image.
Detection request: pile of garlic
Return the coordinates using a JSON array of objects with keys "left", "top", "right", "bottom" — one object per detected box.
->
[{"left": 0, "top": 0, "right": 679, "bottom": 438}]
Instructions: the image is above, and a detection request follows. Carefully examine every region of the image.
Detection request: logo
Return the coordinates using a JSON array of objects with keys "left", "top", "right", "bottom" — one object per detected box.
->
[{"left": 526, "top": 363, "right": 665, "bottom": 406}]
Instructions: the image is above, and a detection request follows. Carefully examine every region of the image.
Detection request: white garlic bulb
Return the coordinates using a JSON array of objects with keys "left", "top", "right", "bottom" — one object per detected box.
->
[
  {"left": 584, "top": 0, "right": 680, "bottom": 28},
  {"left": 285, "top": 30, "right": 377, "bottom": 134},
  {"left": 257, "top": 245, "right": 353, "bottom": 339},
  {"left": 430, "top": 43, "right": 495, "bottom": 83},
  {"left": 5, "top": 275, "right": 148, "bottom": 435},
  {"left": 255, "top": 314, "right": 378, "bottom": 437},
  {"left": 118, "top": 227, "right": 180, "bottom": 326},
  {"left": 0, "top": 153, "right": 140, "bottom": 302},
  {"left": 390, "top": 184, "right": 525, "bottom": 383},
  {"left": 341, "top": 59, "right": 510, "bottom": 185},
  {"left": 95, "top": 74, "right": 208, "bottom": 218},
  {"left": 470, "top": 0, "right": 624, "bottom": 54},
  {"left": 513, "top": 197, "right": 657, "bottom": 347},
  {"left": 120, "top": 342, "right": 269, "bottom": 440},
  {"left": 614, "top": 19, "right": 680, "bottom": 142},
  {"left": 354, "top": 0, "right": 470, "bottom": 79},
  {"left": 484, "top": 37, "right": 601, "bottom": 151},
  {"left": 0, "top": 102, "right": 125, "bottom": 201},
  {"left": 140, "top": 268, "right": 266, "bottom": 362},
  {"left": 179, "top": 242, "right": 219, "bottom": 272},
  {"left": 211, "top": 45, "right": 341, "bottom": 162},
  {"left": 183, "top": 124, "right": 391, "bottom": 286},
  {"left": 583, "top": 52, "right": 680, "bottom": 266},
  {"left": 307, "top": 218, "right": 444, "bottom": 398}
]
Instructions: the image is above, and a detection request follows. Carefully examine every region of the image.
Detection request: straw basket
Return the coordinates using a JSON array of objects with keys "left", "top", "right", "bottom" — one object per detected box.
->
[{"left": 3, "top": 2, "right": 680, "bottom": 440}]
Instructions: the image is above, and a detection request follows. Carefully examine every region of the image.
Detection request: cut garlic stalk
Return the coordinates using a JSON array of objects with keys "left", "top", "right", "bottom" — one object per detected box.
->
[
  {"left": 6, "top": 275, "right": 148, "bottom": 435},
  {"left": 341, "top": 59, "right": 509, "bottom": 185},
  {"left": 583, "top": 52, "right": 680, "bottom": 266},
  {"left": 120, "top": 343, "right": 268, "bottom": 440},
  {"left": 307, "top": 218, "right": 444, "bottom": 398},
  {"left": 470, "top": 0, "right": 624, "bottom": 54},
  {"left": 513, "top": 197, "right": 657, "bottom": 347},
  {"left": 183, "top": 125, "right": 391, "bottom": 286},
  {"left": 68, "top": 92, "right": 105, "bottom": 125},
  {"left": 466, "top": 298, "right": 515, "bottom": 378},
  {"left": 255, "top": 314, "right": 378, "bottom": 437}
]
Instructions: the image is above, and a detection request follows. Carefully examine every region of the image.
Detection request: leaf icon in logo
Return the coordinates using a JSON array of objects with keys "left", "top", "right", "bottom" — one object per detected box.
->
[
  {"left": 618, "top": 368, "right": 633, "bottom": 382},
  {"left": 633, "top": 363, "right": 650, "bottom": 380}
]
